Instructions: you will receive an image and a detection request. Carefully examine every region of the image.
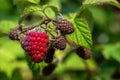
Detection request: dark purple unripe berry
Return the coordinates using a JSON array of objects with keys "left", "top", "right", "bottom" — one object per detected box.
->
[
  {"left": 76, "top": 46, "right": 91, "bottom": 60},
  {"left": 8, "top": 27, "right": 19, "bottom": 40},
  {"left": 42, "top": 63, "right": 56, "bottom": 76},
  {"left": 52, "top": 36, "right": 66, "bottom": 50},
  {"left": 58, "top": 19, "right": 74, "bottom": 34},
  {"left": 44, "top": 47, "right": 55, "bottom": 63}
]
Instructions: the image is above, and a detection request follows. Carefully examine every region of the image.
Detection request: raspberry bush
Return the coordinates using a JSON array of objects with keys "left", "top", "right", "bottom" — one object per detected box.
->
[
  {"left": 1, "top": 0, "right": 119, "bottom": 80},
  {"left": 7, "top": 3, "right": 93, "bottom": 77},
  {"left": 8, "top": 5, "right": 81, "bottom": 63}
]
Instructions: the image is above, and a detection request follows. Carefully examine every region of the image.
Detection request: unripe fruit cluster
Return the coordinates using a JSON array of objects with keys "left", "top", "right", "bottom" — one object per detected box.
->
[
  {"left": 8, "top": 16, "right": 91, "bottom": 64},
  {"left": 7, "top": 7, "right": 93, "bottom": 76}
]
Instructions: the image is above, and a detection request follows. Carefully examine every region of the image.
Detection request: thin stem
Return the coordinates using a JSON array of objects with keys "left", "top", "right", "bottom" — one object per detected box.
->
[
  {"left": 40, "top": 26, "right": 55, "bottom": 38},
  {"left": 47, "top": 25, "right": 58, "bottom": 33},
  {"left": 65, "top": 36, "right": 77, "bottom": 48},
  {"left": 18, "top": 18, "right": 56, "bottom": 34},
  {"left": 62, "top": 48, "right": 76, "bottom": 62},
  {"left": 83, "top": 60, "right": 93, "bottom": 80},
  {"left": 40, "top": 18, "right": 57, "bottom": 25}
]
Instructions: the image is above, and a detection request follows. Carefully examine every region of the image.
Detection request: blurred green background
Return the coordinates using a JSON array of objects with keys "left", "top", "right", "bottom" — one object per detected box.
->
[{"left": 0, "top": 0, "right": 120, "bottom": 80}]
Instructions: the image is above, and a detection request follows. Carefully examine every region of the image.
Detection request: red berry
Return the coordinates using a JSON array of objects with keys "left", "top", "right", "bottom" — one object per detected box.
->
[{"left": 21, "top": 31, "right": 49, "bottom": 63}]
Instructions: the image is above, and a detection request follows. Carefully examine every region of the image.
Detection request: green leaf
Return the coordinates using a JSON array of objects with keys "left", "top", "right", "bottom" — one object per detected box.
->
[
  {"left": 27, "top": 0, "right": 40, "bottom": 4},
  {"left": 86, "top": 59, "right": 97, "bottom": 70},
  {"left": 25, "top": 53, "right": 41, "bottom": 76},
  {"left": 47, "top": 0, "right": 61, "bottom": 10},
  {"left": 0, "top": 37, "right": 25, "bottom": 78},
  {"left": 41, "top": 0, "right": 61, "bottom": 19},
  {"left": 0, "top": 21, "right": 16, "bottom": 34},
  {"left": 89, "top": 6, "right": 107, "bottom": 26},
  {"left": 13, "top": 0, "right": 27, "bottom": 7},
  {"left": 76, "top": 9, "right": 94, "bottom": 31},
  {"left": 19, "top": 5, "right": 42, "bottom": 24},
  {"left": 102, "top": 43, "right": 120, "bottom": 62},
  {"left": 99, "top": 61, "right": 118, "bottom": 80},
  {"left": 100, "top": 67, "right": 115, "bottom": 80},
  {"left": 63, "top": 53, "right": 85, "bottom": 70},
  {"left": 13, "top": 0, "right": 40, "bottom": 7},
  {"left": 83, "top": 0, "right": 118, "bottom": 4},
  {"left": 47, "top": 6, "right": 59, "bottom": 15},
  {"left": 67, "top": 17, "right": 92, "bottom": 48},
  {"left": 79, "top": 0, "right": 120, "bottom": 14},
  {"left": 43, "top": 5, "right": 59, "bottom": 19}
]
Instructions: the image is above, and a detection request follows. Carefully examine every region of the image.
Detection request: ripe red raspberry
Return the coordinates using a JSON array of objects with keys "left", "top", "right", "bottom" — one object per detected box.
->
[
  {"left": 58, "top": 19, "right": 74, "bottom": 34},
  {"left": 21, "top": 31, "right": 49, "bottom": 63},
  {"left": 76, "top": 46, "right": 91, "bottom": 60},
  {"left": 52, "top": 36, "right": 66, "bottom": 50}
]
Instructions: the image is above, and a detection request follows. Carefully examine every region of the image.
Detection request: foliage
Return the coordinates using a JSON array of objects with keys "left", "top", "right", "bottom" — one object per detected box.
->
[{"left": 0, "top": 0, "right": 120, "bottom": 80}]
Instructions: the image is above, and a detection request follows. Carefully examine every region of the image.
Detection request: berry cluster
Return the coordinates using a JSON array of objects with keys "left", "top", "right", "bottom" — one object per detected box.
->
[
  {"left": 8, "top": 6, "right": 92, "bottom": 76},
  {"left": 8, "top": 10, "right": 91, "bottom": 65}
]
